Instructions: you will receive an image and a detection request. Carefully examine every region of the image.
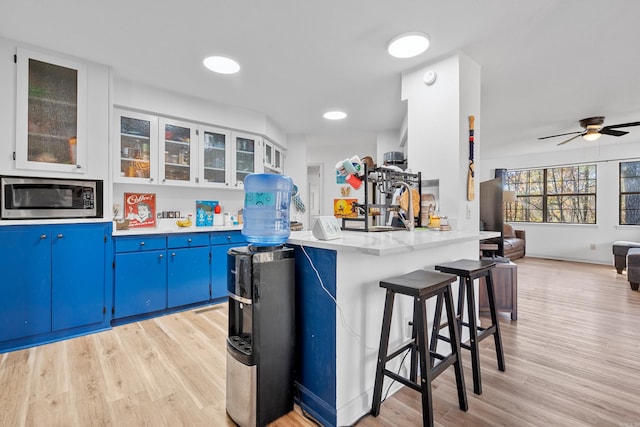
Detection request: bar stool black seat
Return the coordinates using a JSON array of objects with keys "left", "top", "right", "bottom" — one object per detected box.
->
[
  {"left": 371, "top": 270, "right": 468, "bottom": 427},
  {"left": 434, "top": 259, "right": 506, "bottom": 395}
]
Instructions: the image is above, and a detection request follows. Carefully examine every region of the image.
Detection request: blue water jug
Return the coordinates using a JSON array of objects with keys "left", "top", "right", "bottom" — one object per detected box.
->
[{"left": 242, "top": 173, "right": 294, "bottom": 246}]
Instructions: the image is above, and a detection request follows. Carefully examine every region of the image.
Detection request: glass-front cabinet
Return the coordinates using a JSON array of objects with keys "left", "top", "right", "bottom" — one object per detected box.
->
[
  {"left": 159, "top": 118, "right": 197, "bottom": 185},
  {"left": 200, "top": 125, "right": 231, "bottom": 187},
  {"left": 263, "top": 138, "right": 284, "bottom": 174},
  {"left": 113, "top": 108, "right": 263, "bottom": 188},
  {"left": 232, "top": 132, "right": 261, "bottom": 188},
  {"left": 15, "top": 48, "right": 88, "bottom": 172},
  {"left": 114, "top": 109, "right": 158, "bottom": 183}
]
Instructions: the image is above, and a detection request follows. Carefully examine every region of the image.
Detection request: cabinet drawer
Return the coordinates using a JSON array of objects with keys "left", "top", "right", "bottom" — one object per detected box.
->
[
  {"left": 167, "top": 233, "right": 210, "bottom": 248},
  {"left": 211, "top": 231, "right": 245, "bottom": 246},
  {"left": 115, "top": 236, "right": 166, "bottom": 253}
]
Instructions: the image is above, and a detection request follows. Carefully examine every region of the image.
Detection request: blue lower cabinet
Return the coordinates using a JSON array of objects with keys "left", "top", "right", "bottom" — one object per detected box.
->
[
  {"left": 114, "top": 236, "right": 167, "bottom": 319},
  {"left": 167, "top": 246, "right": 211, "bottom": 307},
  {"left": 0, "top": 222, "right": 112, "bottom": 352},
  {"left": 211, "top": 231, "right": 246, "bottom": 299},
  {"left": 0, "top": 227, "right": 52, "bottom": 342},
  {"left": 52, "top": 224, "right": 109, "bottom": 331}
]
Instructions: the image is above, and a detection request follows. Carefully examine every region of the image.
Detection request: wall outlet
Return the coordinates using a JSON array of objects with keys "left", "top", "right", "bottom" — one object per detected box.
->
[{"left": 590, "top": 243, "right": 596, "bottom": 250}]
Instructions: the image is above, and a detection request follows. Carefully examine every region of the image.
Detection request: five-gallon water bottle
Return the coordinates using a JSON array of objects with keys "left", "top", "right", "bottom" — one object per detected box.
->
[{"left": 242, "top": 173, "right": 294, "bottom": 246}]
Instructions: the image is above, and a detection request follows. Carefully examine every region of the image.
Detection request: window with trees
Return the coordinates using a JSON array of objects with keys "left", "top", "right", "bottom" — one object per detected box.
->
[
  {"left": 620, "top": 161, "right": 640, "bottom": 225},
  {"left": 504, "top": 164, "right": 597, "bottom": 224}
]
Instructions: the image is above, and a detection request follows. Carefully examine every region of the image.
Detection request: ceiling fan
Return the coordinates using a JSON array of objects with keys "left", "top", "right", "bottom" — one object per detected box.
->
[{"left": 538, "top": 116, "right": 640, "bottom": 146}]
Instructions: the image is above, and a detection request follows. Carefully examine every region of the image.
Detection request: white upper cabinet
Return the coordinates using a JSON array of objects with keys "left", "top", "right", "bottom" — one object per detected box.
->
[
  {"left": 114, "top": 108, "right": 265, "bottom": 188},
  {"left": 159, "top": 118, "right": 198, "bottom": 186},
  {"left": 232, "top": 132, "right": 263, "bottom": 188},
  {"left": 15, "top": 48, "right": 88, "bottom": 173},
  {"left": 113, "top": 109, "right": 158, "bottom": 184},
  {"left": 199, "top": 125, "right": 232, "bottom": 188},
  {"left": 263, "top": 138, "right": 284, "bottom": 174}
]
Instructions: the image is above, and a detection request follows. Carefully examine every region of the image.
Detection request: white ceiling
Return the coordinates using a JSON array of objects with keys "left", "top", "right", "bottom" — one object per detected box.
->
[{"left": 2, "top": 0, "right": 640, "bottom": 157}]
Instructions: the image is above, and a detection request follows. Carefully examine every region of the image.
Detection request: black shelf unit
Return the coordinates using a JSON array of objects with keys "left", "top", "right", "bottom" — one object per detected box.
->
[{"left": 341, "top": 165, "right": 422, "bottom": 232}]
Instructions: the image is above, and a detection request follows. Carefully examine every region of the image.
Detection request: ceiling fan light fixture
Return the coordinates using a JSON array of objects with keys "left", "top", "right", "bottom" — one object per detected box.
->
[
  {"left": 582, "top": 127, "right": 602, "bottom": 141},
  {"left": 387, "top": 32, "right": 430, "bottom": 58}
]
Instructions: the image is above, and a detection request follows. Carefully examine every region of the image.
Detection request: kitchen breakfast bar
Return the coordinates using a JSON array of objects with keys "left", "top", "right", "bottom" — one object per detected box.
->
[{"left": 286, "top": 229, "right": 500, "bottom": 426}]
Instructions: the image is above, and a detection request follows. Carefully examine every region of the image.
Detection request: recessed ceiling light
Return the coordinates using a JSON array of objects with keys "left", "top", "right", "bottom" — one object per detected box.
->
[
  {"left": 323, "top": 111, "right": 347, "bottom": 120},
  {"left": 387, "top": 32, "right": 430, "bottom": 58},
  {"left": 203, "top": 56, "right": 240, "bottom": 74}
]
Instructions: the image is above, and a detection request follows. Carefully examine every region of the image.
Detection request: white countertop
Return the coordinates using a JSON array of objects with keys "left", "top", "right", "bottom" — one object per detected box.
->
[
  {"left": 112, "top": 222, "right": 242, "bottom": 236},
  {"left": 287, "top": 229, "right": 500, "bottom": 256}
]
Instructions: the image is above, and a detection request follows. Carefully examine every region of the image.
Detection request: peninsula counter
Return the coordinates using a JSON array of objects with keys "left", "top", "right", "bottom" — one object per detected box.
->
[{"left": 287, "top": 229, "right": 499, "bottom": 426}]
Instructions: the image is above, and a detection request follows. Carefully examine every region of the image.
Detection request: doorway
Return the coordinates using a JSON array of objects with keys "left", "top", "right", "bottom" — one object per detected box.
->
[{"left": 307, "top": 164, "right": 322, "bottom": 229}]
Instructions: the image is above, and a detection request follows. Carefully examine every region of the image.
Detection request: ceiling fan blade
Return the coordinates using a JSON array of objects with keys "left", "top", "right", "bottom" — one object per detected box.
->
[
  {"left": 600, "top": 128, "right": 628, "bottom": 137},
  {"left": 556, "top": 134, "right": 583, "bottom": 146},
  {"left": 538, "top": 130, "right": 583, "bottom": 140},
  {"left": 602, "top": 121, "right": 640, "bottom": 130}
]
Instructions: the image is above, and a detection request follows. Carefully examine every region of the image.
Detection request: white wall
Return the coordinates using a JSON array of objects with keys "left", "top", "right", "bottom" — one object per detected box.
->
[
  {"left": 113, "top": 77, "right": 287, "bottom": 147},
  {"left": 401, "top": 53, "right": 481, "bottom": 232},
  {"left": 481, "top": 140, "right": 640, "bottom": 264},
  {"left": 306, "top": 135, "right": 377, "bottom": 223}
]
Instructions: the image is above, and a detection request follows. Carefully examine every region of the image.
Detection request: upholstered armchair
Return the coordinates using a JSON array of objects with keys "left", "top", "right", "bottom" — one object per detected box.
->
[{"left": 503, "top": 223, "right": 525, "bottom": 260}]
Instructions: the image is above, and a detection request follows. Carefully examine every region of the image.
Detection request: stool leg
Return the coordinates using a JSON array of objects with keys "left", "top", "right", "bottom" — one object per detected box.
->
[
  {"left": 415, "top": 296, "right": 435, "bottom": 427},
  {"left": 444, "top": 284, "right": 468, "bottom": 412},
  {"left": 371, "top": 289, "right": 395, "bottom": 416},
  {"left": 485, "top": 271, "right": 506, "bottom": 372},
  {"left": 456, "top": 277, "right": 466, "bottom": 340},
  {"left": 410, "top": 301, "right": 419, "bottom": 381},
  {"left": 464, "top": 276, "right": 483, "bottom": 395},
  {"left": 428, "top": 293, "right": 444, "bottom": 368}
]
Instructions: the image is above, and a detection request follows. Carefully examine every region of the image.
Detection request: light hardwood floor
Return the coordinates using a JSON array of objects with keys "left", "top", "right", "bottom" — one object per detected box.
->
[{"left": 2, "top": 258, "right": 640, "bottom": 426}]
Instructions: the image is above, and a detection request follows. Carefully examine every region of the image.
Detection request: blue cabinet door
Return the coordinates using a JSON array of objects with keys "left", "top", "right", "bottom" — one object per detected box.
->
[
  {"left": 114, "top": 250, "right": 167, "bottom": 318},
  {"left": 51, "top": 223, "right": 108, "bottom": 331},
  {"left": 167, "top": 246, "right": 211, "bottom": 307},
  {"left": 0, "top": 227, "right": 51, "bottom": 342}
]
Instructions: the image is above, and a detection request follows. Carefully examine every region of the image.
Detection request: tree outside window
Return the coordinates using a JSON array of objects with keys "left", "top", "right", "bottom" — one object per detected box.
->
[
  {"left": 504, "top": 164, "right": 596, "bottom": 224},
  {"left": 620, "top": 161, "right": 640, "bottom": 225}
]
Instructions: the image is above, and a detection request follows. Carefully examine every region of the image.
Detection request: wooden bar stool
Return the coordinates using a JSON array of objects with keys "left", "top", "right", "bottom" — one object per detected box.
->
[
  {"left": 434, "top": 259, "right": 506, "bottom": 395},
  {"left": 371, "top": 270, "right": 468, "bottom": 427}
]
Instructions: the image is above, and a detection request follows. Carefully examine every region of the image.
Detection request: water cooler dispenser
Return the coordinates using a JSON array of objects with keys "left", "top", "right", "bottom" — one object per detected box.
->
[
  {"left": 226, "top": 245, "right": 295, "bottom": 426},
  {"left": 226, "top": 173, "right": 296, "bottom": 427}
]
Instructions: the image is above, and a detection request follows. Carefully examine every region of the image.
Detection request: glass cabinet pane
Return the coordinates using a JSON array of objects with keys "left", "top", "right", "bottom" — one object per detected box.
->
[
  {"left": 235, "top": 137, "right": 255, "bottom": 183},
  {"left": 264, "top": 143, "right": 272, "bottom": 166},
  {"left": 17, "top": 48, "right": 87, "bottom": 172},
  {"left": 274, "top": 149, "right": 282, "bottom": 170},
  {"left": 203, "top": 130, "right": 227, "bottom": 184},
  {"left": 119, "top": 116, "right": 152, "bottom": 179},
  {"left": 27, "top": 59, "right": 78, "bottom": 165},
  {"left": 163, "top": 123, "right": 192, "bottom": 182}
]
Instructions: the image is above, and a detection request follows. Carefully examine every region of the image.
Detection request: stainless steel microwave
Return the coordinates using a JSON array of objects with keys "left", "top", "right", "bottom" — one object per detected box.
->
[{"left": 1, "top": 176, "right": 103, "bottom": 219}]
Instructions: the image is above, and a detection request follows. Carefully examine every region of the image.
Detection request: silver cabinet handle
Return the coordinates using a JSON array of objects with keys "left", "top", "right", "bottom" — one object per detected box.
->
[
  {"left": 171, "top": 252, "right": 176, "bottom": 257},
  {"left": 159, "top": 253, "right": 164, "bottom": 259},
  {"left": 57, "top": 233, "right": 63, "bottom": 238},
  {"left": 40, "top": 234, "right": 47, "bottom": 239},
  {"left": 187, "top": 238, "right": 192, "bottom": 243},
  {"left": 149, "top": 178, "right": 154, "bottom": 183},
  {"left": 140, "top": 241, "right": 145, "bottom": 246}
]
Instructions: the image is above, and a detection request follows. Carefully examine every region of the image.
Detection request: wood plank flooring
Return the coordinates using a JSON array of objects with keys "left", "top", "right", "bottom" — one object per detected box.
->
[{"left": 1, "top": 257, "right": 640, "bottom": 426}]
